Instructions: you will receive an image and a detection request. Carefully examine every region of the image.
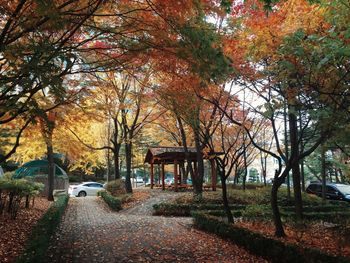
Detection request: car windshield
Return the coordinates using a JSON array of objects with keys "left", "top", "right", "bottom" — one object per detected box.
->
[{"left": 336, "top": 185, "right": 350, "bottom": 195}]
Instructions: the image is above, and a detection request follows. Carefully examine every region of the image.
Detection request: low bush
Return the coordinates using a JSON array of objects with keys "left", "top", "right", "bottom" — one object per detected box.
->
[
  {"left": 105, "top": 179, "right": 126, "bottom": 196},
  {"left": 293, "top": 211, "right": 350, "bottom": 223},
  {"left": 153, "top": 202, "right": 245, "bottom": 216},
  {"left": 282, "top": 204, "right": 349, "bottom": 213},
  {"left": 241, "top": 204, "right": 272, "bottom": 219},
  {"left": 228, "top": 183, "right": 266, "bottom": 190},
  {"left": 16, "top": 194, "right": 69, "bottom": 263},
  {"left": 241, "top": 205, "right": 350, "bottom": 222},
  {"left": 192, "top": 212, "right": 349, "bottom": 263},
  {"left": 0, "top": 179, "right": 44, "bottom": 218},
  {"left": 100, "top": 191, "right": 122, "bottom": 211}
]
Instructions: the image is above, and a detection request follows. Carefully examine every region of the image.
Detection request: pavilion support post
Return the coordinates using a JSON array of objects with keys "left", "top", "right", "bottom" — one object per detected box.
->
[
  {"left": 178, "top": 164, "right": 182, "bottom": 185},
  {"left": 210, "top": 159, "right": 217, "bottom": 191},
  {"left": 158, "top": 164, "right": 160, "bottom": 184},
  {"left": 150, "top": 162, "right": 154, "bottom": 189},
  {"left": 161, "top": 162, "right": 165, "bottom": 191},
  {"left": 174, "top": 160, "right": 178, "bottom": 192}
]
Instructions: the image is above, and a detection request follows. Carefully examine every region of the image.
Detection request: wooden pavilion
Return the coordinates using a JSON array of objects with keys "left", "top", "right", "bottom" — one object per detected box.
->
[{"left": 144, "top": 146, "right": 218, "bottom": 192}]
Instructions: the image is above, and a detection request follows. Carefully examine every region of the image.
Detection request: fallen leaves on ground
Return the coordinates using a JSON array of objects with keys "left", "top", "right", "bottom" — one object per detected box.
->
[
  {"left": 0, "top": 197, "right": 51, "bottom": 263},
  {"left": 236, "top": 219, "right": 350, "bottom": 257},
  {"left": 48, "top": 192, "right": 267, "bottom": 263},
  {"left": 122, "top": 190, "right": 151, "bottom": 209}
]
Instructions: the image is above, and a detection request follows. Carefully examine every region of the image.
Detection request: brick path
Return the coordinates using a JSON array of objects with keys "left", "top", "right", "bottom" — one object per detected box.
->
[{"left": 46, "top": 190, "right": 266, "bottom": 263}]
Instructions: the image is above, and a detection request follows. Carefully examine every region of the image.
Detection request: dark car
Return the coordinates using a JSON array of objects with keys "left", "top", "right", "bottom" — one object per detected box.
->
[{"left": 306, "top": 183, "right": 350, "bottom": 202}]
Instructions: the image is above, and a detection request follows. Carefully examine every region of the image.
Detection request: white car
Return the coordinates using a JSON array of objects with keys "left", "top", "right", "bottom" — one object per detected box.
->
[{"left": 68, "top": 182, "right": 105, "bottom": 197}]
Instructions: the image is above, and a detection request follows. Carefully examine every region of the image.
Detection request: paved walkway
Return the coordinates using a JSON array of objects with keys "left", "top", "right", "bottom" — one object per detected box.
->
[{"left": 46, "top": 190, "right": 266, "bottom": 263}]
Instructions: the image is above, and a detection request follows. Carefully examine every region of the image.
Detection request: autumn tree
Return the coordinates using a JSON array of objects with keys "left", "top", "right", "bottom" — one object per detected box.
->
[
  {"left": 0, "top": 0, "right": 106, "bottom": 162},
  {"left": 220, "top": 0, "right": 350, "bottom": 237}
]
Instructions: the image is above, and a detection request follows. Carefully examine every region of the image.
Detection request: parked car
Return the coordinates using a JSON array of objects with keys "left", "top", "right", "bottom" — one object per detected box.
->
[
  {"left": 68, "top": 182, "right": 105, "bottom": 197},
  {"left": 306, "top": 182, "right": 350, "bottom": 202}
]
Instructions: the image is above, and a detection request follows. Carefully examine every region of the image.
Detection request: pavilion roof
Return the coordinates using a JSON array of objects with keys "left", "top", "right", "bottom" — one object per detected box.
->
[
  {"left": 144, "top": 146, "right": 197, "bottom": 164},
  {"left": 144, "top": 146, "right": 222, "bottom": 164}
]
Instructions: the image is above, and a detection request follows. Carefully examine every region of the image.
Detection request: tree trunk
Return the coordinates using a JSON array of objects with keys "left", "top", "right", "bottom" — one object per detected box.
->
[
  {"left": 338, "top": 169, "right": 345, "bottom": 183},
  {"left": 284, "top": 102, "right": 291, "bottom": 199},
  {"left": 321, "top": 144, "right": 326, "bottom": 201},
  {"left": 113, "top": 118, "right": 121, "bottom": 180},
  {"left": 176, "top": 115, "right": 195, "bottom": 184},
  {"left": 113, "top": 143, "right": 121, "bottom": 180},
  {"left": 125, "top": 141, "right": 133, "bottom": 193},
  {"left": 260, "top": 152, "right": 267, "bottom": 186},
  {"left": 218, "top": 162, "right": 234, "bottom": 223},
  {"left": 271, "top": 175, "right": 286, "bottom": 237},
  {"left": 289, "top": 111, "right": 303, "bottom": 219},
  {"left": 47, "top": 143, "right": 55, "bottom": 201},
  {"left": 193, "top": 128, "right": 204, "bottom": 199},
  {"left": 180, "top": 162, "right": 187, "bottom": 184},
  {"left": 242, "top": 144, "right": 248, "bottom": 191},
  {"left": 334, "top": 168, "right": 340, "bottom": 183},
  {"left": 25, "top": 195, "right": 30, "bottom": 208},
  {"left": 300, "top": 159, "right": 305, "bottom": 191},
  {"left": 7, "top": 191, "right": 14, "bottom": 213},
  {"left": 299, "top": 110, "right": 305, "bottom": 192},
  {"left": 106, "top": 147, "right": 111, "bottom": 181}
]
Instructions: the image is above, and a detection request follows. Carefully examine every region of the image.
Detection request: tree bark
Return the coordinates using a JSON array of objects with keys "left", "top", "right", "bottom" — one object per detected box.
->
[
  {"left": 125, "top": 141, "right": 133, "bottom": 193},
  {"left": 218, "top": 162, "right": 234, "bottom": 223},
  {"left": 193, "top": 127, "right": 204, "bottom": 198},
  {"left": 106, "top": 147, "right": 111, "bottom": 181},
  {"left": 334, "top": 168, "right": 340, "bottom": 183},
  {"left": 284, "top": 103, "right": 291, "bottom": 199},
  {"left": 299, "top": 111, "right": 305, "bottom": 192},
  {"left": 271, "top": 173, "right": 286, "bottom": 237},
  {"left": 321, "top": 144, "right": 326, "bottom": 201},
  {"left": 25, "top": 195, "right": 30, "bottom": 208},
  {"left": 113, "top": 117, "right": 121, "bottom": 180},
  {"left": 180, "top": 162, "right": 187, "bottom": 184},
  {"left": 242, "top": 144, "right": 248, "bottom": 191},
  {"left": 288, "top": 111, "right": 303, "bottom": 219},
  {"left": 47, "top": 143, "right": 55, "bottom": 201},
  {"left": 113, "top": 143, "right": 121, "bottom": 180},
  {"left": 176, "top": 115, "right": 195, "bottom": 188}
]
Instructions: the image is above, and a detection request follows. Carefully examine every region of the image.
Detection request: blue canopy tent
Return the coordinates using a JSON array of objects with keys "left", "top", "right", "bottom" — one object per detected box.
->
[
  {"left": 14, "top": 160, "right": 68, "bottom": 179},
  {"left": 14, "top": 160, "right": 69, "bottom": 195}
]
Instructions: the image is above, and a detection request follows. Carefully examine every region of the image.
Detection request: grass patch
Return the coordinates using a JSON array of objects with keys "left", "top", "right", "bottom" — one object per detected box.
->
[{"left": 16, "top": 194, "right": 69, "bottom": 263}]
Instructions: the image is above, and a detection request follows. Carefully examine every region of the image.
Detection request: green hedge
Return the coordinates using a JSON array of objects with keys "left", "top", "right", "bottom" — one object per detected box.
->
[
  {"left": 16, "top": 194, "right": 69, "bottom": 263},
  {"left": 192, "top": 212, "right": 349, "bottom": 263},
  {"left": 100, "top": 191, "right": 122, "bottom": 211},
  {"left": 294, "top": 212, "right": 350, "bottom": 222},
  {"left": 154, "top": 201, "right": 350, "bottom": 224},
  {"left": 153, "top": 203, "right": 246, "bottom": 216},
  {"left": 282, "top": 204, "right": 349, "bottom": 213}
]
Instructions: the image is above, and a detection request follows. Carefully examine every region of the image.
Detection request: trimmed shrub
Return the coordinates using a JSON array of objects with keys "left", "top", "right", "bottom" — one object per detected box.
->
[
  {"left": 153, "top": 203, "right": 246, "bottom": 217},
  {"left": 100, "top": 191, "right": 122, "bottom": 211},
  {"left": 16, "top": 194, "right": 69, "bottom": 263},
  {"left": 282, "top": 204, "right": 349, "bottom": 213},
  {"left": 0, "top": 179, "right": 44, "bottom": 218},
  {"left": 192, "top": 212, "right": 349, "bottom": 263},
  {"left": 105, "top": 179, "right": 126, "bottom": 196},
  {"left": 241, "top": 204, "right": 272, "bottom": 218}
]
